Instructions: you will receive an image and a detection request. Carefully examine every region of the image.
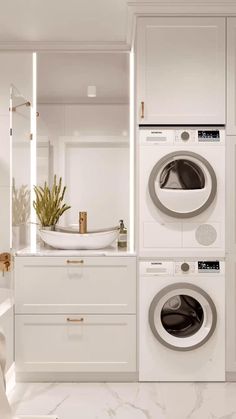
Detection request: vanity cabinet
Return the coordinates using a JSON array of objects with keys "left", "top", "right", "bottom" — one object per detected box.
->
[
  {"left": 14, "top": 256, "right": 137, "bottom": 381},
  {"left": 227, "top": 18, "right": 236, "bottom": 135},
  {"left": 136, "top": 17, "right": 226, "bottom": 125}
]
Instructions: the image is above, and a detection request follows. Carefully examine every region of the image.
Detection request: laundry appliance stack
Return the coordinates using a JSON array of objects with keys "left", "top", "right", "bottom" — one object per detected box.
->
[{"left": 138, "top": 127, "right": 225, "bottom": 381}]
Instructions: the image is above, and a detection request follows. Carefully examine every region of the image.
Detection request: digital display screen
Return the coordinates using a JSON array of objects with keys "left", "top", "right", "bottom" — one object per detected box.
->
[
  {"left": 198, "top": 261, "right": 220, "bottom": 271},
  {"left": 198, "top": 130, "right": 220, "bottom": 139}
]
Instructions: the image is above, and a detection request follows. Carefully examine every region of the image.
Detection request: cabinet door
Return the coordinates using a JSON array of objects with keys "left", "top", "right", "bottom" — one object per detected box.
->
[
  {"left": 226, "top": 136, "right": 236, "bottom": 372},
  {"left": 227, "top": 18, "right": 236, "bottom": 135},
  {"left": 137, "top": 17, "right": 225, "bottom": 125},
  {"left": 15, "top": 256, "right": 136, "bottom": 314},
  {"left": 15, "top": 314, "right": 136, "bottom": 374}
]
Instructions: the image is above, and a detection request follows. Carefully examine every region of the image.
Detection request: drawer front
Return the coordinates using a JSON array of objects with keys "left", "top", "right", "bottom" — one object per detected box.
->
[
  {"left": 15, "top": 257, "right": 136, "bottom": 314},
  {"left": 15, "top": 314, "right": 136, "bottom": 373}
]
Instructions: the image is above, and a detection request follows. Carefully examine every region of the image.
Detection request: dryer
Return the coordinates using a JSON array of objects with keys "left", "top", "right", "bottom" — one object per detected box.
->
[
  {"left": 139, "top": 128, "right": 225, "bottom": 257},
  {"left": 139, "top": 260, "right": 225, "bottom": 381}
]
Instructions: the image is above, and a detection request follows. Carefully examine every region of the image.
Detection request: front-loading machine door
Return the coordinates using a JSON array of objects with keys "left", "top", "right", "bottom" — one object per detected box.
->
[
  {"left": 148, "top": 151, "right": 217, "bottom": 218},
  {"left": 148, "top": 283, "right": 217, "bottom": 351}
]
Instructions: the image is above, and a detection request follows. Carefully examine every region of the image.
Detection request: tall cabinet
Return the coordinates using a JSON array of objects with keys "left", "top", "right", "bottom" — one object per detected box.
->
[
  {"left": 136, "top": 17, "right": 226, "bottom": 125},
  {"left": 226, "top": 18, "right": 236, "bottom": 375},
  {"left": 227, "top": 18, "right": 236, "bottom": 135}
]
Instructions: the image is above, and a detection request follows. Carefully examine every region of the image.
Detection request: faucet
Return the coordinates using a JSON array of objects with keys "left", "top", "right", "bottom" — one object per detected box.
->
[{"left": 79, "top": 212, "right": 87, "bottom": 234}]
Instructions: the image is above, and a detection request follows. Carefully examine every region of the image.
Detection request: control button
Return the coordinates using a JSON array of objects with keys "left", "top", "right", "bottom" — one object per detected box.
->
[
  {"left": 181, "top": 131, "right": 190, "bottom": 141},
  {"left": 181, "top": 262, "right": 190, "bottom": 272}
]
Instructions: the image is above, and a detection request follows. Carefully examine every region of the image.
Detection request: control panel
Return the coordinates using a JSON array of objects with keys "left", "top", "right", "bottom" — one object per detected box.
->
[
  {"left": 140, "top": 128, "right": 225, "bottom": 146},
  {"left": 198, "top": 261, "right": 220, "bottom": 272},
  {"left": 198, "top": 130, "right": 220, "bottom": 142},
  {"left": 140, "top": 260, "right": 223, "bottom": 276}
]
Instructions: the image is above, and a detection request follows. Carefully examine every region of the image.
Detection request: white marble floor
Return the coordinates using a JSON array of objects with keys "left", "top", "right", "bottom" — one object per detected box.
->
[{"left": 8, "top": 382, "right": 236, "bottom": 419}]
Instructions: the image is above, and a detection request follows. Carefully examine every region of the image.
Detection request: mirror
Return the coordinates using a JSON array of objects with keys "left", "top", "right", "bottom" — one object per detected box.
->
[{"left": 36, "top": 52, "right": 130, "bottom": 234}]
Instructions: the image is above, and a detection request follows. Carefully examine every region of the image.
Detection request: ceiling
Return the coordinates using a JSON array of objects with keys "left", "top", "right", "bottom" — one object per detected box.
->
[
  {"left": 37, "top": 53, "right": 129, "bottom": 103},
  {"left": 0, "top": 0, "right": 128, "bottom": 46}
]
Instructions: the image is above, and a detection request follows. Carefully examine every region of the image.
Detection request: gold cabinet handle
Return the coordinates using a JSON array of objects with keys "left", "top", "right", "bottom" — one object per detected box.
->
[
  {"left": 141, "top": 101, "right": 144, "bottom": 119},
  {"left": 66, "top": 317, "right": 84, "bottom": 323},
  {"left": 66, "top": 259, "right": 84, "bottom": 264}
]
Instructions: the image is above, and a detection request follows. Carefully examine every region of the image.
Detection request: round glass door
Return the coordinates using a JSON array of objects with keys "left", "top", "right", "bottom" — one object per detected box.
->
[
  {"left": 148, "top": 151, "right": 217, "bottom": 218},
  {"left": 148, "top": 283, "right": 217, "bottom": 351}
]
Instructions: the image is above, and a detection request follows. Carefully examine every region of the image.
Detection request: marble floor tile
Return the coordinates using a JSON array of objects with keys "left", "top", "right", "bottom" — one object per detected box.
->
[{"left": 8, "top": 382, "right": 236, "bottom": 419}]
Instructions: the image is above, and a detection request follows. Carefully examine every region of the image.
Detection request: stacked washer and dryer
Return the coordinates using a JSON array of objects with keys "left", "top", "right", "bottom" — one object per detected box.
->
[{"left": 138, "top": 127, "right": 225, "bottom": 381}]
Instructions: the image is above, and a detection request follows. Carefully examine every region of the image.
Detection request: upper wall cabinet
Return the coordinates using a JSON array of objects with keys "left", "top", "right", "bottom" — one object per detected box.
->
[
  {"left": 136, "top": 17, "right": 226, "bottom": 125},
  {"left": 227, "top": 18, "right": 236, "bottom": 135}
]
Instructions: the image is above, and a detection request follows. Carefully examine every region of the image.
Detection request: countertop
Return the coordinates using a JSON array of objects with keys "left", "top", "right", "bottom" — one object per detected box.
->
[{"left": 15, "top": 244, "right": 136, "bottom": 257}]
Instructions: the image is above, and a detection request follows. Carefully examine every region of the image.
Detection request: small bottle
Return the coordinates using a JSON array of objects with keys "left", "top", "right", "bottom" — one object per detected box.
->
[{"left": 118, "top": 220, "right": 127, "bottom": 248}]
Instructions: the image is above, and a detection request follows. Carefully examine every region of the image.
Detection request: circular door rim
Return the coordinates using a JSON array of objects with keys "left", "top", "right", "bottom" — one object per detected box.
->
[
  {"left": 148, "top": 283, "right": 217, "bottom": 351},
  {"left": 148, "top": 151, "right": 217, "bottom": 218}
]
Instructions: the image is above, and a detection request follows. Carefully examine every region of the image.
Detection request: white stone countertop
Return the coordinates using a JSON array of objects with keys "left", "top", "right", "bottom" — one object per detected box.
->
[{"left": 15, "top": 244, "right": 136, "bottom": 257}]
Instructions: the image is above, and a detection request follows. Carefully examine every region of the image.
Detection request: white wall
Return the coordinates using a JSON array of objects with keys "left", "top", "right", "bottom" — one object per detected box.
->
[
  {"left": 0, "top": 52, "right": 32, "bottom": 252},
  {"left": 37, "top": 103, "right": 129, "bottom": 230}
]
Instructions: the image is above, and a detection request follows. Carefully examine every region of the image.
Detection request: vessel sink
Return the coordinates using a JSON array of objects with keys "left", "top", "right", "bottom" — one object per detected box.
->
[{"left": 39, "top": 228, "right": 119, "bottom": 250}]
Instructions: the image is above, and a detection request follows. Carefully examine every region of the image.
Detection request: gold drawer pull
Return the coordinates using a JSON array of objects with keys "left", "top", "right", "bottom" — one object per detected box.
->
[
  {"left": 66, "top": 259, "right": 84, "bottom": 264},
  {"left": 67, "top": 317, "right": 84, "bottom": 323}
]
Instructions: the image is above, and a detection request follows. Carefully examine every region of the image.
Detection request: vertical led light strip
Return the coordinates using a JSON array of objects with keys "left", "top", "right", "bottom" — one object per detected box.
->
[
  {"left": 30, "top": 52, "right": 37, "bottom": 250},
  {"left": 129, "top": 48, "right": 135, "bottom": 252},
  {"left": 9, "top": 86, "right": 13, "bottom": 249}
]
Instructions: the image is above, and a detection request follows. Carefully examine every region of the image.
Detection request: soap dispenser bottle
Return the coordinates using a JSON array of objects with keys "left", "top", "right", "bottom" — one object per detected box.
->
[{"left": 118, "top": 220, "right": 127, "bottom": 248}]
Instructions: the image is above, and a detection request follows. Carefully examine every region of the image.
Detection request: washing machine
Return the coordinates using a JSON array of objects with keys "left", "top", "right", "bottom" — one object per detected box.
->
[
  {"left": 139, "top": 127, "right": 225, "bottom": 257},
  {"left": 139, "top": 260, "right": 225, "bottom": 382}
]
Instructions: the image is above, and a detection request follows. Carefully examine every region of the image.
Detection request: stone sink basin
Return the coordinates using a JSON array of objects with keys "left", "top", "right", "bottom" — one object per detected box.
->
[{"left": 39, "top": 228, "right": 119, "bottom": 250}]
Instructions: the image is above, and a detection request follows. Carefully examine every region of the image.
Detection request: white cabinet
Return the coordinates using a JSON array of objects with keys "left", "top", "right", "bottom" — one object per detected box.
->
[
  {"left": 226, "top": 137, "right": 236, "bottom": 375},
  {"left": 136, "top": 17, "right": 226, "bottom": 125},
  {"left": 14, "top": 256, "right": 137, "bottom": 380},
  {"left": 227, "top": 18, "right": 236, "bottom": 135}
]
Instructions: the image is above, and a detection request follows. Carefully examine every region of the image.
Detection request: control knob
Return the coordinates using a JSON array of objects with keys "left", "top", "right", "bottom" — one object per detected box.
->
[
  {"left": 181, "top": 131, "right": 190, "bottom": 141},
  {"left": 181, "top": 262, "right": 190, "bottom": 272}
]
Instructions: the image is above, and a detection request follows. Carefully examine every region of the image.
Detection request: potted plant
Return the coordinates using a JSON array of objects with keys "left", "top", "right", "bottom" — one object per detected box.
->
[{"left": 33, "top": 175, "right": 71, "bottom": 229}]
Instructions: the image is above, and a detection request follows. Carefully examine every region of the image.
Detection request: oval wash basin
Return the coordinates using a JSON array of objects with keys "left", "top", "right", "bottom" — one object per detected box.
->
[{"left": 39, "top": 228, "right": 119, "bottom": 250}]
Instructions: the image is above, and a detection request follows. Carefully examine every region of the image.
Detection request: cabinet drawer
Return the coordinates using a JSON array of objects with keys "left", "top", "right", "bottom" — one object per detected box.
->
[
  {"left": 15, "top": 314, "right": 136, "bottom": 373},
  {"left": 15, "top": 257, "right": 136, "bottom": 314}
]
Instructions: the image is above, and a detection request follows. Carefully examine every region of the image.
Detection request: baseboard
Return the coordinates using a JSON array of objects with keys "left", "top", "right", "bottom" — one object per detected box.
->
[
  {"left": 16, "top": 371, "right": 138, "bottom": 382},
  {"left": 226, "top": 372, "right": 236, "bottom": 381}
]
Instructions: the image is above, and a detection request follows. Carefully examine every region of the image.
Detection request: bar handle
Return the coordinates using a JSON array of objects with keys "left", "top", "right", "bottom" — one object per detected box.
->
[
  {"left": 66, "top": 317, "right": 84, "bottom": 323},
  {"left": 141, "top": 101, "right": 144, "bottom": 119},
  {"left": 66, "top": 259, "right": 84, "bottom": 264}
]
